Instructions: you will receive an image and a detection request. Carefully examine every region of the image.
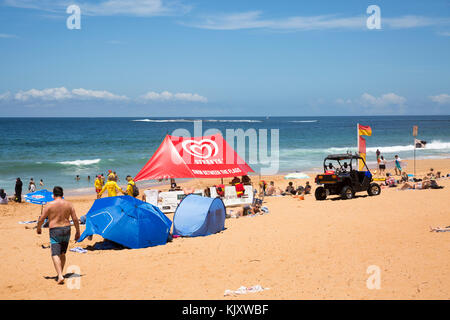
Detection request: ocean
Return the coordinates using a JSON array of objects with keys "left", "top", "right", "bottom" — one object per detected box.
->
[{"left": 1, "top": 116, "right": 449, "bottom": 195}]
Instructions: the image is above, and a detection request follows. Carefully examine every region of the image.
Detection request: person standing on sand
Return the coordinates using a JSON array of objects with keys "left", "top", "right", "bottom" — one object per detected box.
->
[
  {"left": 29, "top": 178, "right": 36, "bottom": 193},
  {"left": 94, "top": 175, "right": 103, "bottom": 199},
  {"left": 123, "top": 175, "right": 138, "bottom": 197},
  {"left": 39, "top": 179, "right": 44, "bottom": 188},
  {"left": 36, "top": 186, "right": 80, "bottom": 285},
  {"left": 15, "top": 178, "right": 23, "bottom": 203},
  {"left": 394, "top": 155, "right": 402, "bottom": 176},
  {"left": 98, "top": 176, "right": 124, "bottom": 197}
]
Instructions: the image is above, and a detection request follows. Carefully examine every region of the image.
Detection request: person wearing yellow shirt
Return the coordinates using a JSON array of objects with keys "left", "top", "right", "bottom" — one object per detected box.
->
[
  {"left": 124, "top": 175, "right": 137, "bottom": 197},
  {"left": 94, "top": 175, "right": 103, "bottom": 199},
  {"left": 98, "top": 176, "right": 124, "bottom": 198}
]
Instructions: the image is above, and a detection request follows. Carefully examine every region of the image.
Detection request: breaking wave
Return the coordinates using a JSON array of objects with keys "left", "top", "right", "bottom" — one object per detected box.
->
[{"left": 58, "top": 159, "right": 102, "bottom": 166}]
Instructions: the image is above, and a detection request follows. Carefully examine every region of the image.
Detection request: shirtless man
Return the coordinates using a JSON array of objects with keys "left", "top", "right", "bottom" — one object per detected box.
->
[{"left": 37, "top": 186, "right": 80, "bottom": 285}]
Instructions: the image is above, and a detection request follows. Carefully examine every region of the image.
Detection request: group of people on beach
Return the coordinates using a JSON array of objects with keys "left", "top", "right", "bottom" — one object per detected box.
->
[
  {"left": 259, "top": 180, "right": 311, "bottom": 197},
  {"left": 375, "top": 149, "right": 403, "bottom": 176},
  {"left": 93, "top": 170, "right": 139, "bottom": 199},
  {"left": 0, "top": 177, "right": 45, "bottom": 204}
]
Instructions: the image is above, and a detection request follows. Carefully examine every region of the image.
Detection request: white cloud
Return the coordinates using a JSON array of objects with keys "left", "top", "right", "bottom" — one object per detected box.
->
[
  {"left": 72, "top": 88, "right": 128, "bottom": 100},
  {"left": 360, "top": 92, "right": 406, "bottom": 107},
  {"left": 15, "top": 87, "right": 72, "bottom": 101},
  {"left": 336, "top": 93, "right": 407, "bottom": 111},
  {"left": 13, "top": 87, "right": 128, "bottom": 101},
  {"left": 0, "top": 33, "right": 18, "bottom": 38},
  {"left": 185, "top": 11, "right": 450, "bottom": 31},
  {"left": 185, "top": 11, "right": 365, "bottom": 31},
  {"left": 383, "top": 16, "right": 446, "bottom": 29},
  {"left": 0, "top": 91, "right": 11, "bottom": 100},
  {"left": 438, "top": 31, "right": 450, "bottom": 37},
  {"left": 4, "top": 0, "right": 190, "bottom": 17},
  {"left": 429, "top": 94, "right": 450, "bottom": 104},
  {"left": 140, "top": 90, "right": 208, "bottom": 103}
]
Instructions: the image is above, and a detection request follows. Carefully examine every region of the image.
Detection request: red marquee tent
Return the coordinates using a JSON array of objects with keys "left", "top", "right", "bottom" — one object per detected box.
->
[{"left": 134, "top": 133, "right": 254, "bottom": 181}]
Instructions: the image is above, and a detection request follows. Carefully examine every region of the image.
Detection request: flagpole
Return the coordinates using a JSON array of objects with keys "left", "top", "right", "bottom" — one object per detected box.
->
[
  {"left": 357, "top": 123, "right": 359, "bottom": 168},
  {"left": 414, "top": 139, "right": 416, "bottom": 177},
  {"left": 357, "top": 123, "right": 359, "bottom": 155}
]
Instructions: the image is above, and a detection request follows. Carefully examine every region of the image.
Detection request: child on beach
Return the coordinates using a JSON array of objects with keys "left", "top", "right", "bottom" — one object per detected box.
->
[{"left": 394, "top": 155, "right": 402, "bottom": 176}]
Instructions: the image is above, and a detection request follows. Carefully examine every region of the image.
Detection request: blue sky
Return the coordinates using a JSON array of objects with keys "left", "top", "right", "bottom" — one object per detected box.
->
[{"left": 0, "top": 0, "right": 449, "bottom": 116}]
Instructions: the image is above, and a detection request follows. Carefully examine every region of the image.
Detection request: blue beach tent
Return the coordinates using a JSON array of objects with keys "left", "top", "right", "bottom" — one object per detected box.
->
[
  {"left": 78, "top": 196, "right": 172, "bottom": 249},
  {"left": 173, "top": 194, "right": 226, "bottom": 237}
]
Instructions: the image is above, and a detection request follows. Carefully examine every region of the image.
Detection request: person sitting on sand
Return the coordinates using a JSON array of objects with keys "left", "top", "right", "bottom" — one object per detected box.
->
[
  {"left": 0, "top": 189, "right": 8, "bottom": 205},
  {"left": 204, "top": 187, "right": 211, "bottom": 197},
  {"left": 266, "top": 181, "right": 284, "bottom": 196},
  {"left": 36, "top": 186, "right": 80, "bottom": 285},
  {"left": 215, "top": 184, "right": 225, "bottom": 197},
  {"left": 401, "top": 172, "right": 409, "bottom": 183},
  {"left": 385, "top": 173, "right": 397, "bottom": 187},
  {"left": 98, "top": 176, "right": 124, "bottom": 197},
  {"left": 169, "top": 182, "right": 181, "bottom": 191},
  {"left": 230, "top": 176, "right": 241, "bottom": 185},
  {"left": 304, "top": 182, "right": 312, "bottom": 194},
  {"left": 241, "top": 175, "right": 251, "bottom": 185},
  {"left": 427, "top": 168, "right": 436, "bottom": 179},
  {"left": 226, "top": 202, "right": 262, "bottom": 218},
  {"left": 285, "top": 182, "right": 296, "bottom": 195}
]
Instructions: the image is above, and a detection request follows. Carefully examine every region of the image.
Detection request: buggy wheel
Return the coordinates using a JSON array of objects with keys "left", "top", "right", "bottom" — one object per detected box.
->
[
  {"left": 368, "top": 183, "right": 381, "bottom": 196},
  {"left": 341, "top": 185, "right": 354, "bottom": 200},
  {"left": 315, "top": 186, "right": 327, "bottom": 200}
]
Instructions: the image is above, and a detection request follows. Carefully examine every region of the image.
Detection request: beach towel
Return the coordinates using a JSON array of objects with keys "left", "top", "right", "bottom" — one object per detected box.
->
[
  {"left": 70, "top": 247, "right": 87, "bottom": 253},
  {"left": 18, "top": 220, "right": 37, "bottom": 224}
]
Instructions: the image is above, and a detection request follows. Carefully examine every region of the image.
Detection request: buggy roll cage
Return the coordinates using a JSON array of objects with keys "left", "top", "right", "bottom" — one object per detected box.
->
[{"left": 323, "top": 152, "right": 370, "bottom": 172}]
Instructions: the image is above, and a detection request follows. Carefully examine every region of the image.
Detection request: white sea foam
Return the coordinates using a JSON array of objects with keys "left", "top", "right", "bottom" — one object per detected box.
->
[
  {"left": 132, "top": 119, "right": 262, "bottom": 123},
  {"left": 58, "top": 159, "right": 101, "bottom": 166},
  {"left": 132, "top": 119, "right": 193, "bottom": 122},
  {"left": 280, "top": 140, "right": 450, "bottom": 157}
]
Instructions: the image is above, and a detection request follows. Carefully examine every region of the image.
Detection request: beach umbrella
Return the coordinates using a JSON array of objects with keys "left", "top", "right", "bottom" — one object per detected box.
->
[
  {"left": 25, "top": 189, "right": 57, "bottom": 217},
  {"left": 284, "top": 172, "right": 310, "bottom": 180},
  {"left": 25, "top": 189, "right": 55, "bottom": 205},
  {"left": 78, "top": 196, "right": 172, "bottom": 249}
]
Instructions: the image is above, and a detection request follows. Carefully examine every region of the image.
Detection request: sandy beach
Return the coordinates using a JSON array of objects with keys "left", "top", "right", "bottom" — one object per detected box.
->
[{"left": 0, "top": 158, "right": 449, "bottom": 300}]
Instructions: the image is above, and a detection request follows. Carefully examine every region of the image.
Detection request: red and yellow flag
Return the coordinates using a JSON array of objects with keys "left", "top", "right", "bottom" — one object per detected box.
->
[
  {"left": 358, "top": 124, "right": 372, "bottom": 137},
  {"left": 358, "top": 124, "right": 372, "bottom": 170}
]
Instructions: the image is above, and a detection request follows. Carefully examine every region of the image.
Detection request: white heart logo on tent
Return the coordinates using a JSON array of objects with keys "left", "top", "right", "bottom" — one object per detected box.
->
[{"left": 181, "top": 139, "right": 219, "bottom": 159}]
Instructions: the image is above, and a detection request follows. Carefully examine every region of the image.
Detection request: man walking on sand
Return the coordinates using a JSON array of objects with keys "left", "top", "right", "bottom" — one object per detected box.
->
[{"left": 37, "top": 186, "right": 80, "bottom": 285}]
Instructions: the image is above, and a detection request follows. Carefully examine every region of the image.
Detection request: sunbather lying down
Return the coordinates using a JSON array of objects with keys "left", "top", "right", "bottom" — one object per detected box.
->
[
  {"left": 400, "top": 179, "right": 444, "bottom": 190},
  {"left": 226, "top": 203, "right": 264, "bottom": 218},
  {"left": 430, "top": 226, "right": 450, "bottom": 232}
]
